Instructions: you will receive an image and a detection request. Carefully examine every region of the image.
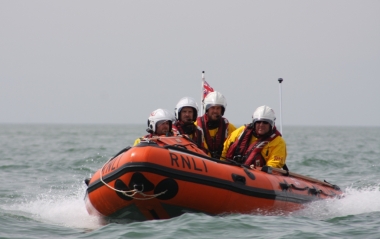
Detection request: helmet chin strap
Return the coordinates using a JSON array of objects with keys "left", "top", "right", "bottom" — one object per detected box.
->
[{"left": 146, "top": 128, "right": 153, "bottom": 134}]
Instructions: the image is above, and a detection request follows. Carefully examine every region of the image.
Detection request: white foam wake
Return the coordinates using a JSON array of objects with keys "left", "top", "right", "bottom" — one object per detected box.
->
[
  {"left": 294, "top": 183, "right": 380, "bottom": 219},
  {"left": 6, "top": 183, "right": 103, "bottom": 230}
]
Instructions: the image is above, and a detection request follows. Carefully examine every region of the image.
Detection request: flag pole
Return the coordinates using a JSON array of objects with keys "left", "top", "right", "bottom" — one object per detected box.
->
[
  {"left": 201, "top": 71, "right": 205, "bottom": 116},
  {"left": 278, "top": 78, "right": 283, "bottom": 135}
]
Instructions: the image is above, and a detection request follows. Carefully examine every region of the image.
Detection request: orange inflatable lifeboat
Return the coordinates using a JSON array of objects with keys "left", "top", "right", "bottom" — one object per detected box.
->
[{"left": 85, "top": 135, "right": 342, "bottom": 221}]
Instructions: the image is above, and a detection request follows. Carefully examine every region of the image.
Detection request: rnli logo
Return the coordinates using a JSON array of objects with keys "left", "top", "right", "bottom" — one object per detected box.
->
[
  {"left": 274, "top": 156, "right": 283, "bottom": 161},
  {"left": 169, "top": 152, "right": 208, "bottom": 173},
  {"left": 102, "top": 155, "right": 122, "bottom": 174}
]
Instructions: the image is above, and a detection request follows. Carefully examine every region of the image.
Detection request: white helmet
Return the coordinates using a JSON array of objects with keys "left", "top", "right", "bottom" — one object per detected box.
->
[
  {"left": 252, "top": 105, "right": 276, "bottom": 128},
  {"left": 174, "top": 97, "right": 199, "bottom": 121},
  {"left": 203, "top": 91, "right": 227, "bottom": 115},
  {"left": 147, "top": 108, "right": 175, "bottom": 133}
]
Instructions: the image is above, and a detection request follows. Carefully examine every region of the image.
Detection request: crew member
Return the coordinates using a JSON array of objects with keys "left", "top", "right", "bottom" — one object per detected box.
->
[
  {"left": 196, "top": 91, "right": 236, "bottom": 159},
  {"left": 133, "top": 108, "right": 175, "bottom": 146},
  {"left": 173, "top": 97, "right": 206, "bottom": 151},
  {"left": 222, "top": 105, "right": 287, "bottom": 169}
]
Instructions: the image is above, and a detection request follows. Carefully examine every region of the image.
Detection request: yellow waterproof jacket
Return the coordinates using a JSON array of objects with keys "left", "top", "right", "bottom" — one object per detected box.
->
[
  {"left": 221, "top": 125, "right": 287, "bottom": 168},
  {"left": 133, "top": 138, "right": 142, "bottom": 146},
  {"left": 195, "top": 118, "right": 237, "bottom": 157}
]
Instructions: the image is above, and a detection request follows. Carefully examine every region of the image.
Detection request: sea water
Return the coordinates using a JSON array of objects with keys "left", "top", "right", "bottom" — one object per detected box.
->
[{"left": 0, "top": 124, "right": 379, "bottom": 239}]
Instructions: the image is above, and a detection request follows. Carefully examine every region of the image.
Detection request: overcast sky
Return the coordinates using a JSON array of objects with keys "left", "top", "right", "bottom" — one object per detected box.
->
[{"left": 1, "top": 1, "right": 379, "bottom": 127}]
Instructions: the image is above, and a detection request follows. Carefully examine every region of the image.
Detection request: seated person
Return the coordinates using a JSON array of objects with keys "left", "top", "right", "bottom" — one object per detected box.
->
[
  {"left": 173, "top": 97, "right": 205, "bottom": 151},
  {"left": 195, "top": 91, "right": 236, "bottom": 159},
  {"left": 222, "top": 105, "right": 287, "bottom": 169},
  {"left": 133, "top": 108, "right": 175, "bottom": 146}
]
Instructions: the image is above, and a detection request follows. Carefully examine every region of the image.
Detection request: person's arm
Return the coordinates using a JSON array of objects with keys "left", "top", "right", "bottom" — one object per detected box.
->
[
  {"left": 264, "top": 137, "right": 287, "bottom": 168},
  {"left": 221, "top": 126, "right": 243, "bottom": 160},
  {"left": 227, "top": 123, "right": 237, "bottom": 137},
  {"left": 221, "top": 138, "right": 232, "bottom": 160},
  {"left": 133, "top": 138, "right": 141, "bottom": 146}
]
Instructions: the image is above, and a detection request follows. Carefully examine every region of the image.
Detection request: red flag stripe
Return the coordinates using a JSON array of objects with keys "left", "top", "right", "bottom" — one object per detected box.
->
[{"left": 203, "top": 80, "right": 214, "bottom": 99}]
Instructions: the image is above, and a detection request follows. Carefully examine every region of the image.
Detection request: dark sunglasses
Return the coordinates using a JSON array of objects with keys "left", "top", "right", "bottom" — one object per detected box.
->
[{"left": 256, "top": 121, "right": 269, "bottom": 125}]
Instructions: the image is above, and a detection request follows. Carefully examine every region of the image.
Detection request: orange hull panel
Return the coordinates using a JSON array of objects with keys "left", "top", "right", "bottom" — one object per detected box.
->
[{"left": 85, "top": 136, "right": 341, "bottom": 221}]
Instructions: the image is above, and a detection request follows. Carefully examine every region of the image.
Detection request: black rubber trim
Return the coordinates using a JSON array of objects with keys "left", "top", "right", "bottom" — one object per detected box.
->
[{"left": 87, "top": 162, "right": 314, "bottom": 204}]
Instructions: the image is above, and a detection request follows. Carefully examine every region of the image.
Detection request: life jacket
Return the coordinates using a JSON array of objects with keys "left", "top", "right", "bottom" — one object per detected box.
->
[
  {"left": 173, "top": 122, "right": 204, "bottom": 150},
  {"left": 226, "top": 124, "right": 281, "bottom": 167},
  {"left": 196, "top": 115, "right": 228, "bottom": 159}
]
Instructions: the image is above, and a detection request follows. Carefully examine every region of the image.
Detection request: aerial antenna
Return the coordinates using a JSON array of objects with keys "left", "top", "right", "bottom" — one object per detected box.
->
[{"left": 278, "top": 78, "right": 283, "bottom": 135}]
